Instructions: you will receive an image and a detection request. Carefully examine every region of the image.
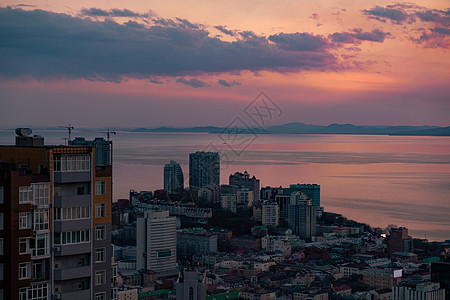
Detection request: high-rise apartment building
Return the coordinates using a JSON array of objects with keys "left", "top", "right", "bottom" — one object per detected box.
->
[
  {"left": 229, "top": 171, "right": 260, "bottom": 202},
  {"left": 0, "top": 130, "right": 114, "bottom": 300},
  {"left": 70, "top": 137, "right": 112, "bottom": 166},
  {"left": 189, "top": 152, "right": 220, "bottom": 192},
  {"left": 163, "top": 161, "right": 184, "bottom": 194},
  {"left": 289, "top": 184, "right": 320, "bottom": 207},
  {"left": 136, "top": 211, "right": 176, "bottom": 274},
  {"left": 262, "top": 202, "right": 279, "bottom": 227},
  {"left": 288, "top": 192, "right": 316, "bottom": 240}
]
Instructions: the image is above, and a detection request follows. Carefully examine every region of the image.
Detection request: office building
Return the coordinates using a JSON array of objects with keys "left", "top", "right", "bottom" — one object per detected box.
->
[
  {"left": 387, "top": 227, "right": 413, "bottom": 257},
  {"left": 189, "top": 152, "right": 220, "bottom": 192},
  {"left": 393, "top": 282, "right": 445, "bottom": 300},
  {"left": 229, "top": 171, "right": 260, "bottom": 202},
  {"left": 136, "top": 211, "right": 177, "bottom": 273},
  {"left": 0, "top": 129, "right": 114, "bottom": 300},
  {"left": 288, "top": 192, "right": 316, "bottom": 240},
  {"left": 163, "top": 160, "right": 184, "bottom": 194}
]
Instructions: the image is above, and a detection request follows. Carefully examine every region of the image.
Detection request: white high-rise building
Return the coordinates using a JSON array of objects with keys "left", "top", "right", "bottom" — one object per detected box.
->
[
  {"left": 262, "top": 202, "right": 279, "bottom": 227},
  {"left": 136, "top": 211, "right": 177, "bottom": 273}
]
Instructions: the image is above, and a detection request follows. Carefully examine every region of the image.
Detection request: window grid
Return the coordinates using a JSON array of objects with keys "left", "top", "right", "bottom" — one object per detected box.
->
[
  {"left": 55, "top": 206, "right": 90, "bottom": 220},
  {"left": 96, "top": 226, "right": 105, "bottom": 240},
  {"left": 19, "top": 186, "right": 33, "bottom": 204},
  {"left": 95, "top": 181, "right": 106, "bottom": 195},
  {"left": 95, "top": 248, "right": 106, "bottom": 263},
  {"left": 95, "top": 203, "right": 106, "bottom": 218},
  {"left": 95, "top": 271, "right": 106, "bottom": 285},
  {"left": 54, "top": 230, "right": 90, "bottom": 245},
  {"left": 32, "top": 234, "right": 49, "bottom": 257},
  {"left": 19, "top": 262, "right": 31, "bottom": 279},
  {"left": 19, "top": 238, "right": 28, "bottom": 254},
  {"left": 95, "top": 292, "right": 106, "bottom": 300},
  {"left": 32, "top": 183, "right": 49, "bottom": 206},
  {"left": 33, "top": 209, "right": 49, "bottom": 231},
  {"left": 54, "top": 155, "right": 90, "bottom": 172},
  {"left": 25, "top": 284, "right": 48, "bottom": 300},
  {"left": 19, "top": 212, "right": 31, "bottom": 229}
]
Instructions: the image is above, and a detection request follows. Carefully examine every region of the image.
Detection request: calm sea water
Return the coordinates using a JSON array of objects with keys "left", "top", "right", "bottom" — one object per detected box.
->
[{"left": 2, "top": 129, "right": 450, "bottom": 241}]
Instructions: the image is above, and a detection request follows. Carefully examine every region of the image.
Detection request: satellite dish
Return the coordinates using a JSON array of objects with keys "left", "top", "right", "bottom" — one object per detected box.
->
[{"left": 16, "top": 128, "right": 32, "bottom": 137}]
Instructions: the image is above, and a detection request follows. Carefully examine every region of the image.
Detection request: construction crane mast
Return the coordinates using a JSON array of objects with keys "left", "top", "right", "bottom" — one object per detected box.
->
[{"left": 58, "top": 124, "right": 74, "bottom": 142}]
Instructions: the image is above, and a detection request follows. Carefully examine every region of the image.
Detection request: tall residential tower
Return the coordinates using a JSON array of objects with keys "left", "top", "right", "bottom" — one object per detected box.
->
[
  {"left": 163, "top": 161, "right": 184, "bottom": 194},
  {"left": 0, "top": 130, "right": 114, "bottom": 300}
]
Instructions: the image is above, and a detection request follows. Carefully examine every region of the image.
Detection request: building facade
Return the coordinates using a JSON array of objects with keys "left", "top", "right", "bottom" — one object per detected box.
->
[
  {"left": 288, "top": 192, "right": 316, "bottom": 240},
  {"left": 189, "top": 152, "right": 220, "bottom": 192},
  {"left": 393, "top": 282, "right": 445, "bottom": 300},
  {"left": 0, "top": 131, "right": 114, "bottom": 300},
  {"left": 136, "top": 211, "right": 177, "bottom": 274},
  {"left": 163, "top": 160, "right": 184, "bottom": 194},
  {"left": 229, "top": 171, "right": 260, "bottom": 202},
  {"left": 387, "top": 227, "right": 413, "bottom": 257},
  {"left": 262, "top": 202, "right": 279, "bottom": 227}
]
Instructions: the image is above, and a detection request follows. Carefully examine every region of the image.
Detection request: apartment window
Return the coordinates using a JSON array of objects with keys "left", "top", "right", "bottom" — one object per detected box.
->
[
  {"left": 19, "top": 262, "right": 31, "bottom": 279},
  {"left": 19, "top": 238, "right": 29, "bottom": 254},
  {"left": 19, "top": 212, "right": 32, "bottom": 229},
  {"left": 54, "top": 155, "right": 90, "bottom": 172},
  {"left": 33, "top": 183, "right": 49, "bottom": 206},
  {"left": 19, "top": 186, "right": 33, "bottom": 203},
  {"left": 95, "top": 181, "right": 106, "bottom": 195},
  {"left": 95, "top": 292, "right": 106, "bottom": 300},
  {"left": 32, "top": 261, "right": 44, "bottom": 281},
  {"left": 95, "top": 203, "right": 106, "bottom": 218},
  {"left": 20, "top": 288, "right": 27, "bottom": 300},
  {"left": 95, "top": 248, "right": 105, "bottom": 263},
  {"left": 0, "top": 263, "right": 3, "bottom": 280},
  {"left": 0, "top": 238, "right": 3, "bottom": 255},
  {"left": 33, "top": 209, "right": 49, "bottom": 231},
  {"left": 0, "top": 186, "right": 3, "bottom": 203},
  {"left": 55, "top": 230, "right": 90, "bottom": 245},
  {"left": 32, "top": 234, "right": 49, "bottom": 257},
  {"left": 95, "top": 270, "right": 106, "bottom": 285},
  {"left": 0, "top": 213, "right": 3, "bottom": 230},
  {"left": 27, "top": 284, "right": 48, "bottom": 300},
  {"left": 57, "top": 206, "right": 90, "bottom": 220},
  {"left": 96, "top": 225, "right": 105, "bottom": 240}
]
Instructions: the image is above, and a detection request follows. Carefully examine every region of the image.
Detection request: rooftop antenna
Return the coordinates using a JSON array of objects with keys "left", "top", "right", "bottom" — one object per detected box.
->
[{"left": 58, "top": 124, "right": 74, "bottom": 142}]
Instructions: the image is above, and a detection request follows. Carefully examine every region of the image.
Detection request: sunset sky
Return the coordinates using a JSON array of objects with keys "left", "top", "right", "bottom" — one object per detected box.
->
[{"left": 1, "top": 0, "right": 449, "bottom": 127}]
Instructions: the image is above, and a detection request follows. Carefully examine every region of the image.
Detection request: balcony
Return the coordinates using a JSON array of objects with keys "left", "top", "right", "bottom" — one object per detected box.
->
[
  {"left": 55, "top": 288, "right": 90, "bottom": 300},
  {"left": 54, "top": 265, "right": 90, "bottom": 281},
  {"left": 54, "top": 194, "right": 90, "bottom": 207},
  {"left": 54, "top": 243, "right": 91, "bottom": 256},
  {"left": 53, "top": 171, "right": 91, "bottom": 183},
  {"left": 54, "top": 219, "right": 91, "bottom": 232}
]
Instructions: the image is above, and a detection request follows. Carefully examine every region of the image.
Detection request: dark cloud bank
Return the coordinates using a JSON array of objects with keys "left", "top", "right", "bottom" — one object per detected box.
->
[
  {"left": 0, "top": 7, "right": 392, "bottom": 83},
  {"left": 363, "top": 4, "right": 450, "bottom": 48}
]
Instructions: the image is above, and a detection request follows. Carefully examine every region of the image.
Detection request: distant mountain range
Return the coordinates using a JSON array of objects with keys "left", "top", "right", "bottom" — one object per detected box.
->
[
  {"left": 131, "top": 123, "right": 450, "bottom": 136},
  {"left": 3, "top": 123, "right": 449, "bottom": 136}
]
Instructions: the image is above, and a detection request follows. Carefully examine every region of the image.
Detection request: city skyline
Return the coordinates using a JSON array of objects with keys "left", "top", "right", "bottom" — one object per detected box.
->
[{"left": 1, "top": 0, "right": 449, "bottom": 127}]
